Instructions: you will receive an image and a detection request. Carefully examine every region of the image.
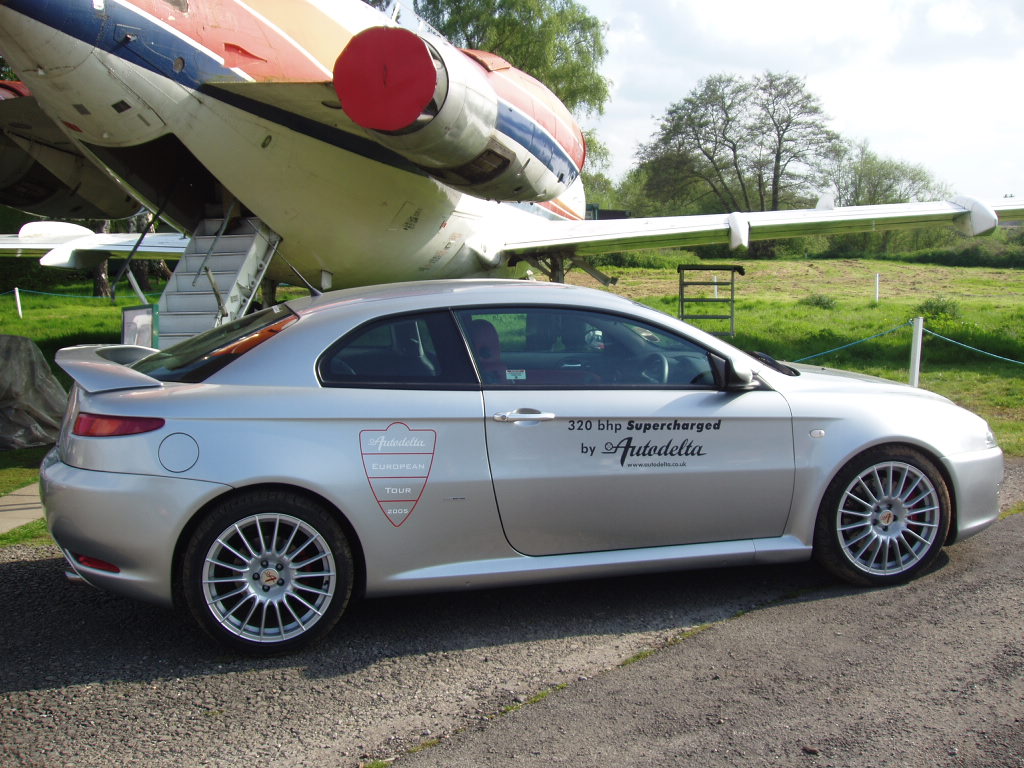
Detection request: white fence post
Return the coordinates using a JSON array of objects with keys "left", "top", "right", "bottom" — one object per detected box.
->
[
  {"left": 875, "top": 273, "right": 880, "bottom": 303},
  {"left": 909, "top": 317, "right": 924, "bottom": 387},
  {"left": 15, "top": 286, "right": 22, "bottom": 319}
]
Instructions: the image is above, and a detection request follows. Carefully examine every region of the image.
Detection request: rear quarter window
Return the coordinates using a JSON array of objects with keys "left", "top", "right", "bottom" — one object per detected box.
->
[{"left": 132, "top": 305, "right": 297, "bottom": 382}]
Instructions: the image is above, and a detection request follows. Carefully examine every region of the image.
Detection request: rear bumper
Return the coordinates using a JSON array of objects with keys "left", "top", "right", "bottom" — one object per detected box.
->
[
  {"left": 41, "top": 450, "right": 230, "bottom": 606},
  {"left": 942, "top": 446, "right": 1003, "bottom": 543}
]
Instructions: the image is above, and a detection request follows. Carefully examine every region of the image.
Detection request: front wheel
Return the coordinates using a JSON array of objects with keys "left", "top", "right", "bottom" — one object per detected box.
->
[
  {"left": 813, "top": 447, "right": 951, "bottom": 586},
  {"left": 182, "top": 489, "right": 354, "bottom": 653}
]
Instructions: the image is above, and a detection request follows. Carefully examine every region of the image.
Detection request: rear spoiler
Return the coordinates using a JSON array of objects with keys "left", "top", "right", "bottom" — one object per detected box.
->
[{"left": 56, "top": 345, "right": 163, "bottom": 394}]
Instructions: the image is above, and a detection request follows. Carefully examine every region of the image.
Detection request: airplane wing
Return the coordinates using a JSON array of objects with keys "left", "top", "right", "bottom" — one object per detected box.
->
[
  {"left": 500, "top": 197, "right": 1024, "bottom": 260},
  {"left": 0, "top": 221, "right": 189, "bottom": 269}
]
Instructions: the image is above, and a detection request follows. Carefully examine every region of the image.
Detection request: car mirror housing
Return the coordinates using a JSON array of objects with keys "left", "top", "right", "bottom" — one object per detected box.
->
[
  {"left": 710, "top": 354, "right": 757, "bottom": 391},
  {"left": 727, "top": 360, "right": 755, "bottom": 389}
]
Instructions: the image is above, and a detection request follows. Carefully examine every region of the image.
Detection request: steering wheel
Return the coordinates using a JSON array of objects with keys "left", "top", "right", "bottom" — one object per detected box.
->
[{"left": 639, "top": 352, "right": 669, "bottom": 384}]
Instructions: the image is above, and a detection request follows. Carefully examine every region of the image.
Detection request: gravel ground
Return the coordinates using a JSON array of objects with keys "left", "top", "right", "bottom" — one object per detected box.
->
[
  {"left": 401, "top": 511, "right": 1024, "bottom": 768},
  {"left": 1, "top": 460, "right": 1021, "bottom": 768}
]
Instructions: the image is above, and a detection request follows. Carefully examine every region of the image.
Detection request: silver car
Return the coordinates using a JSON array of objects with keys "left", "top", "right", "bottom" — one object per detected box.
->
[{"left": 41, "top": 279, "right": 1003, "bottom": 653}]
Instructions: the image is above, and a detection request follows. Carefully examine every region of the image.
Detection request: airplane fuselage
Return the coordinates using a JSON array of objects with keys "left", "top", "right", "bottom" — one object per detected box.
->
[{"left": 0, "top": 0, "right": 585, "bottom": 288}]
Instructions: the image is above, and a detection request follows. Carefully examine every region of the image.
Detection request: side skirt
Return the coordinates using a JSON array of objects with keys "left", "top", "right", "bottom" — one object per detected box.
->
[{"left": 369, "top": 535, "right": 812, "bottom": 596}]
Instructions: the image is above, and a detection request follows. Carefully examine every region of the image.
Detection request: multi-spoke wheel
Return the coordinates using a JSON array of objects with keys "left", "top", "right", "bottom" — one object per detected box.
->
[
  {"left": 182, "top": 490, "right": 353, "bottom": 653},
  {"left": 813, "top": 447, "right": 951, "bottom": 586}
]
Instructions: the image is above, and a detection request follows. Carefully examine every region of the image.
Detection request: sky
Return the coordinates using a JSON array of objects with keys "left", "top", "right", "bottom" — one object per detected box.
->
[{"left": 577, "top": 0, "right": 1023, "bottom": 202}]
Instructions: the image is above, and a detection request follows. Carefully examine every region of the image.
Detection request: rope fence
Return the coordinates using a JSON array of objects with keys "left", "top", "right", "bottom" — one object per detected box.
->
[
  {"left": 2, "top": 287, "right": 162, "bottom": 320},
  {"left": 793, "top": 317, "right": 1023, "bottom": 384},
  {"left": 793, "top": 321, "right": 914, "bottom": 363},
  {"left": 1, "top": 288, "right": 161, "bottom": 299},
  {"left": 921, "top": 329, "right": 1024, "bottom": 367}
]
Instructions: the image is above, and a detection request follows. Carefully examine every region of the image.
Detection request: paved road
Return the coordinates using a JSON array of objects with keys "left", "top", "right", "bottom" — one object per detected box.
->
[
  {"left": 399, "top": 511, "right": 1024, "bottom": 768},
  {"left": 1, "top": 465, "right": 1021, "bottom": 768}
]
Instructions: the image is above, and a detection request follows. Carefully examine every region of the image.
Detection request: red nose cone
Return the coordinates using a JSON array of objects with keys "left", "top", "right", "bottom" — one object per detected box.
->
[{"left": 333, "top": 26, "right": 438, "bottom": 132}]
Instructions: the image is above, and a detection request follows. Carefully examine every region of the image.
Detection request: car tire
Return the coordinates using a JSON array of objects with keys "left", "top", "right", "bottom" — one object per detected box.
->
[
  {"left": 182, "top": 489, "right": 354, "bottom": 654},
  {"left": 813, "top": 446, "right": 951, "bottom": 587}
]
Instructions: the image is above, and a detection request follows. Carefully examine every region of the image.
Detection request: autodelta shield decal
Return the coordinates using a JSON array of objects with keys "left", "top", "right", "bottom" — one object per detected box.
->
[{"left": 360, "top": 422, "right": 437, "bottom": 527}]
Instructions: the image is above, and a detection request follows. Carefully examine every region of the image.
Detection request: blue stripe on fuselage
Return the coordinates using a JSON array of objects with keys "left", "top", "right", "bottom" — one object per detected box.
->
[
  {"left": 3, "top": 0, "right": 421, "bottom": 172},
  {"left": 4, "top": 0, "right": 578, "bottom": 187},
  {"left": 3, "top": 0, "right": 242, "bottom": 90},
  {"left": 496, "top": 103, "right": 581, "bottom": 187}
]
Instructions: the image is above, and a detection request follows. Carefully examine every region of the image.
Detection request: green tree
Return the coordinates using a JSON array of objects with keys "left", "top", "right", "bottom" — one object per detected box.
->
[
  {"left": 365, "top": 0, "right": 609, "bottom": 117},
  {"left": 579, "top": 129, "right": 616, "bottom": 209},
  {"left": 638, "top": 71, "right": 838, "bottom": 256},
  {"left": 821, "top": 139, "right": 947, "bottom": 208},
  {"left": 819, "top": 139, "right": 953, "bottom": 256}
]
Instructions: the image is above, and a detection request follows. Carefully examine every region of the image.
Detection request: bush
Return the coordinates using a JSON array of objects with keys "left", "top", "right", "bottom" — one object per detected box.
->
[
  {"left": 797, "top": 294, "right": 837, "bottom": 310},
  {"left": 915, "top": 296, "right": 962, "bottom": 320},
  {"left": 877, "top": 239, "right": 1024, "bottom": 269},
  {"left": 590, "top": 249, "right": 699, "bottom": 269},
  {"left": 0, "top": 258, "right": 92, "bottom": 292}
]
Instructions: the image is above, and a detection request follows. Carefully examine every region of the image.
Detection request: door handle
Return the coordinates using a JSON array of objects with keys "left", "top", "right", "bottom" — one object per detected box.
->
[{"left": 493, "top": 409, "right": 556, "bottom": 423}]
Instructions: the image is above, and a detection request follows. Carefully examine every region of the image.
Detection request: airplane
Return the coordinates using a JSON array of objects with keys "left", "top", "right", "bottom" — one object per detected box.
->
[{"left": 0, "top": 0, "right": 1022, "bottom": 345}]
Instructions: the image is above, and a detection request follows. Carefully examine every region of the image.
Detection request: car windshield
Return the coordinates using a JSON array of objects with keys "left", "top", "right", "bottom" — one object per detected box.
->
[{"left": 132, "top": 304, "right": 297, "bottom": 382}]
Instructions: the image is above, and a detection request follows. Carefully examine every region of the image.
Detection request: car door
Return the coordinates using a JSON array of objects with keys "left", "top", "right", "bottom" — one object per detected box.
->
[
  {"left": 456, "top": 307, "right": 795, "bottom": 556},
  {"left": 316, "top": 310, "right": 504, "bottom": 577}
]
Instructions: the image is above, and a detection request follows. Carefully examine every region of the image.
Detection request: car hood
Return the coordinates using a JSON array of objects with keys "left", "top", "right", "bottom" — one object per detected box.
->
[{"left": 771, "top": 363, "right": 953, "bottom": 404}]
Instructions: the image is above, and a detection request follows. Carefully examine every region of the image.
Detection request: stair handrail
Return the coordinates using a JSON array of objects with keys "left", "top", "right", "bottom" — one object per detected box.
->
[
  {"left": 191, "top": 199, "right": 238, "bottom": 289},
  {"left": 235, "top": 227, "right": 282, "bottom": 317},
  {"left": 205, "top": 265, "right": 227, "bottom": 318},
  {"left": 110, "top": 187, "right": 175, "bottom": 303}
]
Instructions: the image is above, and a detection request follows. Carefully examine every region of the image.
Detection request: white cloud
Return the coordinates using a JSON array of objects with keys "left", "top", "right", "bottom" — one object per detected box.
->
[{"left": 581, "top": 0, "right": 1023, "bottom": 200}]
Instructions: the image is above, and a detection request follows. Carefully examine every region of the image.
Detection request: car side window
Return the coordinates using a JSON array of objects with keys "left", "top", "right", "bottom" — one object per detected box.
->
[
  {"left": 455, "top": 307, "right": 717, "bottom": 388},
  {"left": 318, "top": 311, "right": 477, "bottom": 388}
]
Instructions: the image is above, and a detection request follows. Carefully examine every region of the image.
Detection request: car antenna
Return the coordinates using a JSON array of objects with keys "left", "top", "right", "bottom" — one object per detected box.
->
[{"left": 276, "top": 252, "right": 322, "bottom": 296}]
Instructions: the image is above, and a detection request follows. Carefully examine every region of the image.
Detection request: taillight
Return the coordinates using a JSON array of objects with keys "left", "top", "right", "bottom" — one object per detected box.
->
[
  {"left": 75, "top": 554, "right": 121, "bottom": 573},
  {"left": 73, "top": 413, "right": 165, "bottom": 437}
]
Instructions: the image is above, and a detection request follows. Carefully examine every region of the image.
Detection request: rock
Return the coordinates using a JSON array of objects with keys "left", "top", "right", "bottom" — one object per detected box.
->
[{"left": 0, "top": 335, "right": 67, "bottom": 449}]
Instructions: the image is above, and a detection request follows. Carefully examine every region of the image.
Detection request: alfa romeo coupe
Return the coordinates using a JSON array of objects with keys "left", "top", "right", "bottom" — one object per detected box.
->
[{"left": 41, "top": 280, "right": 1002, "bottom": 652}]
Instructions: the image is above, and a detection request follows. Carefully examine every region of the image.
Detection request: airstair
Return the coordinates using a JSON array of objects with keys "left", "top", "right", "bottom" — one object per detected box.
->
[{"left": 156, "top": 217, "right": 280, "bottom": 348}]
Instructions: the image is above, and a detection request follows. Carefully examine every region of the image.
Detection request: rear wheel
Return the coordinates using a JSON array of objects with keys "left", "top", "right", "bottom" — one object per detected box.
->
[
  {"left": 182, "top": 489, "right": 353, "bottom": 653},
  {"left": 813, "top": 447, "right": 951, "bottom": 586}
]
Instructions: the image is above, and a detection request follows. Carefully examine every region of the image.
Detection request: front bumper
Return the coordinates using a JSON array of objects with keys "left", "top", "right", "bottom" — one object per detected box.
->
[
  {"left": 41, "top": 450, "right": 230, "bottom": 606},
  {"left": 943, "top": 446, "right": 1004, "bottom": 543}
]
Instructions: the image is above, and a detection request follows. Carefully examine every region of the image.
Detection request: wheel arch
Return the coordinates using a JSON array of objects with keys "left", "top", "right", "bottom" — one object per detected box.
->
[
  {"left": 171, "top": 482, "right": 368, "bottom": 608},
  {"left": 821, "top": 440, "right": 958, "bottom": 546}
]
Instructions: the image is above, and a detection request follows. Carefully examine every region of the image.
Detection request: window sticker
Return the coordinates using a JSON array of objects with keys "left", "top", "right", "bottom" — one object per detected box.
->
[
  {"left": 505, "top": 369, "right": 527, "bottom": 381},
  {"left": 360, "top": 422, "right": 437, "bottom": 527}
]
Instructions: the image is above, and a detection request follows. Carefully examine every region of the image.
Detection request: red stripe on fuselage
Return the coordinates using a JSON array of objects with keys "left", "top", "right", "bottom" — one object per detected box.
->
[
  {"left": 121, "top": 0, "right": 332, "bottom": 81},
  {"left": 539, "top": 198, "right": 584, "bottom": 221}
]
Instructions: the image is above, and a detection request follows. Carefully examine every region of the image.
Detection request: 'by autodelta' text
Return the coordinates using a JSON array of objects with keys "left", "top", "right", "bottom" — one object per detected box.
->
[{"left": 601, "top": 436, "right": 707, "bottom": 466}]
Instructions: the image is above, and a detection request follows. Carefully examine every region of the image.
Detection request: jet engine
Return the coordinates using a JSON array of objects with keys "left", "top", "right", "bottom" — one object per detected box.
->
[
  {"left": 0, "top": 82, "right": 139, "bottom": 220},
  {"left": 333, "top": 26, "right": 586, "bottom": 203}
]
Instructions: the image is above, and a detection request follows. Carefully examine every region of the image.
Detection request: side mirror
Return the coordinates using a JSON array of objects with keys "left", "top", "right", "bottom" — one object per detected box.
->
[
  {"left": 710, "top": 354, "right": 756, "bottom": 391},
  {"left": 726, "top": 360, "right": 755, "bottom": 389}
]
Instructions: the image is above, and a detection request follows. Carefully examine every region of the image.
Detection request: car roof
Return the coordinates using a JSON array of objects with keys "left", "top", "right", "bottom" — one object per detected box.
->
[{"left": 286, "top": 279, "right": 642, "bottom": 318}]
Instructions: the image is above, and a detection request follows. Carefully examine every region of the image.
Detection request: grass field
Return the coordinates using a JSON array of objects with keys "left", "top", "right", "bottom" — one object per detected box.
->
[
  {"left": 573, "top": 258, "right": 1024, "bottom": 454},
  {"left": 1, "top": 259, "right": 1021, "bottom": 506}
]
